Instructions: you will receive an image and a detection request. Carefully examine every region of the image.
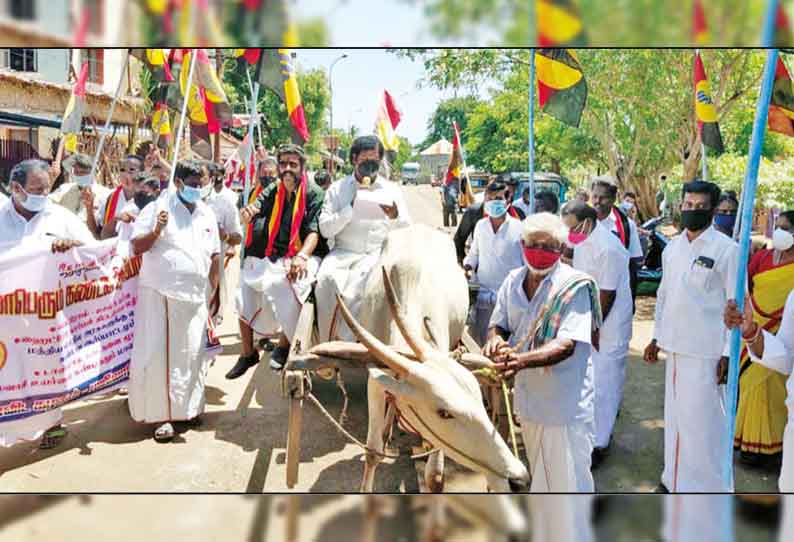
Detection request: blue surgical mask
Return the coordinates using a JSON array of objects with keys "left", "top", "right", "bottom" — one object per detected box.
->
[
  {"left": 485, "top": 199, "right": 507, "bottom": 218},
  {"left": 16, "top": 187, "right": 48, "bottom": 213},
  {"left": 180, "top": 185, "right": 202, "bottom": 204},
  {"left": 713, "top": 213, "right": 736, "bottom": 233}
]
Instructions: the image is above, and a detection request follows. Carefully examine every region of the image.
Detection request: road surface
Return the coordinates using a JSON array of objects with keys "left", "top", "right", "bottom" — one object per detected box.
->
[{"left": 0, "top": 184, "right": 777, "bottom": 493}]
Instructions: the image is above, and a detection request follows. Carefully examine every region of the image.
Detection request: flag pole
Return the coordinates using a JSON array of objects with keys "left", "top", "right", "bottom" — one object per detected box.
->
[
  {"left": 167, "top": 48, "right": 199, "bottom": 192},
  {"left": 724, "top": 47, "right": 779, "bottom": 491},
  {"left": 246, "top": 68, "right": 265, "bottom": 149},
  {"left": 240, "top": 53, "right": 263, "bottom": 266},
  {"left": 528, "top": 49, "right": 536, "bottom": 214},
  {"left": 89, "top": 51, "right": 131, "bottom": 184}
]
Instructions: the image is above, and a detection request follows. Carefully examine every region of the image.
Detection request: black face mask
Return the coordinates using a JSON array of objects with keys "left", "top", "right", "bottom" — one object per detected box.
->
[
  {"left": 681, "top": 209, "right": 713, "bottom": 232},
  {"left": 134, "top": 192, "right": 156, "bottom": 210},
  {"left": 259, "top": 175, "right": 276, "bottom": 188},
  {"left": 357, "top": 159, "right": 380, "bottom": 180}
]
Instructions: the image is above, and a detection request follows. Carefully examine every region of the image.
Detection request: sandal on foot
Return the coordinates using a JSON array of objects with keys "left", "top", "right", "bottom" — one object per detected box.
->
[
  {"left": 39, "top": 426, "right": 66, "bottom": 449},
  {"left": 225, "top": 352, "right": 260, "bottom": 380},
  {"left": 154, "top": 423, "right": 175, "bottom": 442}
]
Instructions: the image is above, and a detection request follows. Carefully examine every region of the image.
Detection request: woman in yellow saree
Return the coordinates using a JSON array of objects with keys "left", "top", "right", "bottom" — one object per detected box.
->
[{"left": 735, "top": 211, "right": 794, "bottom": 466}]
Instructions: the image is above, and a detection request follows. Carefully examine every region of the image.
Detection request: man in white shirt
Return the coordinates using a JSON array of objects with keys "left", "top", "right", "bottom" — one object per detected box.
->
[
  {"left": 486, "top": 212, "right": 602, "bottom": 493},
  {"left": 644, "top": 180, "right": 739, "bottom": 492},
  {"left": 463, "top": 180, "right": 525, "bottom": 346},
  {"left": 48, "top": 153, "right": 109, "bottom": 236},
  {"left": 95, "top": 155, "right": 143, "bottom": 237},
  {"left": 591, "top": 176, "right": 644, "bottom": 308},
  {"left": 0, "top": 190, "right": 7, "bottom": 207},
  {"left": 562, "top": 201, "right": 632, "bottom": 467},
  {"left": 315, "top": 135, "right": 411, "bottom": 342},
  {"left": 0, "top": 159, "right": 96, "bottom": 449},
  {"left": 128, "top": 160, "right": 221, "bottom": 442},
  {"left": 201, "top": 161, "right": 243, "bottom": 326}
]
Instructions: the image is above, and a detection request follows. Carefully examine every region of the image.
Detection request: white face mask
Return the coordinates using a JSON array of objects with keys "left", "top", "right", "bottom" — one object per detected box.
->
[
  {"left": 14, "top": 186, "right": 48, "bottom": 213},
  {"left": 200, "top": 184, "right": 212, "bottom": 200},
  {"left": 773, "top": 228, "right": 794, "bottom": 252},
  {"left": 73, "top": 173, "right": 93, "bottom": 188}
]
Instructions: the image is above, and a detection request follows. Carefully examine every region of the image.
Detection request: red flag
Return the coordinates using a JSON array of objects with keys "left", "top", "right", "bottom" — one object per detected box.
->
[
  {"left": 694, "top": 52, "right": 724, "bottom": 153},
  {"left": 769, "top": 57, "right": 794, "bottom": 137},
  {"left": 383, "top": 89, "right": 402, "bottom": 129},
  {"left": 775, "top": 4, "right": 793, "bottom": 46},
  {"left": 693, "top": 0, "right": 709, "bottom": 45}
]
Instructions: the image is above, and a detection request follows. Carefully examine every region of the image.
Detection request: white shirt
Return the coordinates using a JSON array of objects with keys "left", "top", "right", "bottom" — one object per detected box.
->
[
  {"left": 490, "top": 263, "right": 595, "bottom": 425},
  {"left": 206, "top": 189, "right": 243, "bottom": 241},
  {"left": 49, "top": 181, "right": 110, "bottom": 224},
  {"left": 600, "top": 209, "right": 643, "bottom": 259},
  {"left": 214, "top": 185, "right": 239, "bottom": 210},
  {"left": 132, "top": 191, "right": 220, "bottom": 304},
  {"left": 572, "top": 222, "right": 633, "bottom": 348},
  {"left": 749, "top": 290, "right": 794, "bottom": 426},
  {"left": 0, "top": 198, "right": 95, "bottom": 246},
  {"left": 512, "top": 199, "right": 532, "bottom": 217},
  {"left": 96, "top": 186, "right": 129, "bottom": 227},
  {"left": 463, "top": 215, "right": 524, "bottom": 295},
  {"left": 653, "top": 225, "right": 739, "bottom": 359},
  {"left": 319, "top": 174, "right": 411, "bottom": 253},
  {"left": 0, "top": 192, "right": 8, "bottom": 207}
]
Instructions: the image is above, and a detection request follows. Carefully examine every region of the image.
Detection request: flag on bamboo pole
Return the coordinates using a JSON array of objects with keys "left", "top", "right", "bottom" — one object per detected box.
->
[
  {"left": 694, "top": 51, "right": 725, "bottom": 153},
  {"left": 445, "top": 122, "right": 462, "bottom": 187},
  {"left": 258, "top": 48, "right": 310, "bottom": 143},
  {"left": 233, "top": 48, "right": 263, "bottom": 75},
  {"left": 235, "top": 0, "right": 299, "bottom": 47},
  {"left": 375, "top": 90, "right": 401, "bottom": 152},
  {"left": 186, "top": 85, "right": 212, "bottom": 159},
  {"left": 693, "top": 0, "right": 709, "bottom": 45},
  {"left": 768, "top": 57, "right": 794, "bottom": 136},
  {"left": 535, "top": 49, "right": 587, "bottom": 128},
  {"left": 536, "top": 0, "right": 587, "bottom": 46},
  {"left": 151, "top": 84, "right": 172, "bottom": 151},
  {"left": 775, "top": 4, "right": 794, "bottom": 47},
  {"left": 61, "top": 61, "right": 89, "bottom": 153},
  {"left": 130, "top": 49, "right": 174, "bottom": 82}
]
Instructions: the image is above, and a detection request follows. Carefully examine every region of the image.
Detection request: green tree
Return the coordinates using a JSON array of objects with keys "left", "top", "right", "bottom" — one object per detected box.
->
[{"left": 420, "top": 96, "right": 482, "bottom": 150}]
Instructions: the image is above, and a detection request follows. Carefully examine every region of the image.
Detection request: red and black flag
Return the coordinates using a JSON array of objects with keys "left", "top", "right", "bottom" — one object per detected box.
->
[
  {"left": 233, "top": 48, "right": 262, "bottom": 76},
  {"left": 536, "top": 0, "right": 587, "bottom": 46},
  {"left": 693, "top": 0, "right": 709, "bottom": 45},
  {"left": 536, "top": 48, "right": 587, "bottom": 128},
  {"left": 694, "top": 52, "right": 724, "bottom": 154},
  {"left": 769, "top": 56, "right": 794, "bottom": 137},
  {"left": 775, "top": 4, "right": 793, "bottom": 47},
  {"left": 130, "top": 49, "right": 174, "bottom": 83},
  {"left": 151, "top": 85, "right": 171, "bottom": 151},
  {"left": 258, "top": 48, "right": 310, "bottom": 143}
]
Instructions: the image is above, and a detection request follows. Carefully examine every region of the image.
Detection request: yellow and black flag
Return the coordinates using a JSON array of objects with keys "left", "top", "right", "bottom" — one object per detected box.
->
[
  {"left": 536, "top": 49, "right": 587, "bottom": 128},
  {"left": 769, "top": 56, "right": 794, "bottom": 137},
  {"left": 130, "top": 49, "right": 174, "bottom": 83},
  {"left": 694, "top": 52, "right": 724, "bottom": 153},
  {"left": 536, "top": 0, "right": 587, "bottom": 46}
]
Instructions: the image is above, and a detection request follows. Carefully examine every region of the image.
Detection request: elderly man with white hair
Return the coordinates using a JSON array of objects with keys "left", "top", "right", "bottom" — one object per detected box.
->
[{"left": 485, "top": 212, "right": 603, "bottom": 493}]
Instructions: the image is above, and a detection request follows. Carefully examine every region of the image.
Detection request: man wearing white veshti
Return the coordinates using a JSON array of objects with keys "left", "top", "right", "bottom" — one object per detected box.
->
[
  {"left": 128, "top": 160, "right": 220, "bottom": 442},
  {"left": 315, "top": 135, "right": 411, "bottom": 343}
]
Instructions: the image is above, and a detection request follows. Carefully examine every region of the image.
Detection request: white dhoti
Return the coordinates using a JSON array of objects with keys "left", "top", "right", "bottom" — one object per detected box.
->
[
  {"left": 236, "top": 255, "right": 319, "bottom": 341},
  {"left": 519, "top": 417, "right": 595, "bottom": 492},
  {"left": 128, "top": 286, "right": 211, "bottom": 423},
  {"left": 661, "top": 353, "right": 732, "bottom": 492},
  {"left": 315, "top": 248, "right": 381, "bottom": 343},
  {"left": 528, "top": 495, "right": 593, "bottom": 542},
  {"left": 662, "top": 495, "right": 733, "bottom": 542},
  {"left": 782, "top": 495, "right": 793, "bottom": 542},
  {"left": 208, "top": 245, "right": 235, "bottom": 326},
  {"left": 592, "top": 343, "right": 628, "bottom": 449}
]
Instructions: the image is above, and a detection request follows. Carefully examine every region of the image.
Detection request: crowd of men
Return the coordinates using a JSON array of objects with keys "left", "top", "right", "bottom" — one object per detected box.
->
[{"left": 2, "top": 133, "right": 793, "bottom": 498}]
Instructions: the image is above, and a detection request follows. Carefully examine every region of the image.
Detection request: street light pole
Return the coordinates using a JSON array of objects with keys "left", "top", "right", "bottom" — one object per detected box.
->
[{"left": 328, "top": 53, "right": 348, "bottom": 176}]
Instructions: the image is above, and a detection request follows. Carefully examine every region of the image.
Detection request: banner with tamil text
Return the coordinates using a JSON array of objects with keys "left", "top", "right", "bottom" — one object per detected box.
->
[{"left": 0, "top": 240, "right": 140, "bottom": 446}]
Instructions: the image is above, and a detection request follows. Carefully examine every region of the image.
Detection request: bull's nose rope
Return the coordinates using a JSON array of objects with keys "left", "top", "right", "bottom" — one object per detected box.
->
[
  {"left": 471, "top": 368, "right": 521, "bottom": 460},
  {"left": 304, "top": 391, "right": 438, "bottom": 461}
]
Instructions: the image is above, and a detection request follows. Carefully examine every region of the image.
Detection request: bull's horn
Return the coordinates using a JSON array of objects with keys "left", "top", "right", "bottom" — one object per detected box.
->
[
  {"left": 334, "top": 293, "right": 414, "bottom": 378},
  {"left": 381, "top": 266, "right": 432, "bottom": 361}
]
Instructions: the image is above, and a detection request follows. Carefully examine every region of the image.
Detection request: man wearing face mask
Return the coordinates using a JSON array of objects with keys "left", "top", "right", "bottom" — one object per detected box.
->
[
  {"left": 644, "top": 180, "right": 739, "bottom": 492},
  {"left": 95, "top": 155, "right": 144, "bottom": 238},
  {"left": 485, "top": 212, "right": 602, "bottom": 492},
  {"left": 713, "top": 193, "right": 739, "bottom": 237},
  {"left": 101, "top": 174, "right": 161, "bottom": 242},
  {"left": 315, "top": 135, "right": 411, "bottom": 343},
  {"left": 198, "top": 161, "right": 243, "bottom": 327},
  {"left": 0, "top": 159, "right": 96, "bottom": 449},
  {"left": 48, "top": 153, "right": 110, "bottom": 237},
  {"left": 146, "top": 147, "right": 173, "bottom": 192},
  {"left": 462, "top": 180, "right": 525, "bottom": 346},
  {"left": 128, "top": 160, "right": 221, "bottom": 442},
  {"left": 561, "top": 201, "right": 632, "bottom": 468},
  {"left": 229, "top": 145, "right": 327, "bottom": 376}
]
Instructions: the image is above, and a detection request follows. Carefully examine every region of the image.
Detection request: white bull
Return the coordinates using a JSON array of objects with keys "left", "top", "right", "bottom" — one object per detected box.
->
[{"left": 311, "top": 224, "right": 529, "bottom": 492}]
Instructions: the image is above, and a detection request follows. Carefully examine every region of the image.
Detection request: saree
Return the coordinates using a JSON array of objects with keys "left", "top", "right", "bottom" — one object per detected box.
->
[{"left": 734, "top": 250, "right": 793, "bottom": 456}]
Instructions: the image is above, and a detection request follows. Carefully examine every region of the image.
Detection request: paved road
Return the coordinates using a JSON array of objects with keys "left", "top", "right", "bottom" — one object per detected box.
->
[{"left": 0, "top": 184, "right": 778, "bottom": 493}]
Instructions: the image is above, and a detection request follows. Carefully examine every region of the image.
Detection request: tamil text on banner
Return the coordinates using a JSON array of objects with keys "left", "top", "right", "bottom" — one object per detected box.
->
[{"left": 0, "top": 240, "right": 140, "bottom": 446}]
